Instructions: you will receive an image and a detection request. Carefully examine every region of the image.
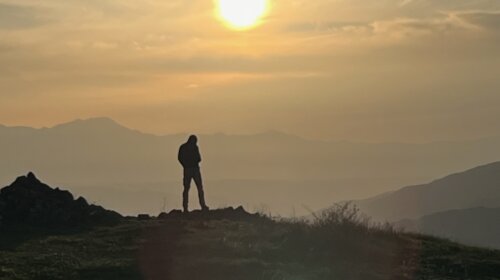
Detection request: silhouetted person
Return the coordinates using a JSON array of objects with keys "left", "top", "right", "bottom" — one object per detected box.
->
[{"left": 178, "top": 135, "right": 209, "bottom": 212}]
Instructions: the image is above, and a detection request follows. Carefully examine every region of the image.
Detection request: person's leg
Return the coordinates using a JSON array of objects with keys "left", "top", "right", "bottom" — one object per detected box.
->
[
  {"left": 183, "top": 169, "right": 192, "bottom": 212},
  {"left": 193, "top": 168, "right": 208, "bottom": 210}
]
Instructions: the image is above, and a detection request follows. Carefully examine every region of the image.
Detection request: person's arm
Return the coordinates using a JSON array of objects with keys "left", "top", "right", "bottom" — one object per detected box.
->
[
  {"left": 178, "top": 146, "right": 184, "bottom": 166},
  {"left": 196, "top": 146, "right": 202, "bottom": 163}
]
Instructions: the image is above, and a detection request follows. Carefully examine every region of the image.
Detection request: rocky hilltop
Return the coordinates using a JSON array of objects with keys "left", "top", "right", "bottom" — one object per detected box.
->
[
  {"left": 0, "top": 174, "right": 500, "bottom": 279},
  {"left": 0, "top": 173, "right": 122, "bottom": 228}
]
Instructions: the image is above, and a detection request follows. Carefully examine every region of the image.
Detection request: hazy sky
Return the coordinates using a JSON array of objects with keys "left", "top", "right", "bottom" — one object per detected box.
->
[{"left": 1, "top": 0, "right": 500, "bottom": 142}]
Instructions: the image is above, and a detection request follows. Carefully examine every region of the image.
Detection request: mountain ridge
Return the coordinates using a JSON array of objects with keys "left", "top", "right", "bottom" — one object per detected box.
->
[
  {"left": 3, "top": 117, "right": 500, "bottom": 216},
  {"left": 396, "top": 206, "right": 500, "bottom": 249},
  {"left": 354, "top": 161, "right": 500, "bottom": 221},
  {"left": 3, "top": 117, "right": 500, "bottom": 144}
]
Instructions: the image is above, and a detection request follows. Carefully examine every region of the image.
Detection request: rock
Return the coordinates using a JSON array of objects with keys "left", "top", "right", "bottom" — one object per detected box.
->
[
  {"left": 169, "top": 209, "right": 183, "bottom": 215},
  {"left": 0, "top": 173, "right": 122, "bottom": 228},
  {"left": 26, "top": 172, "right": 38, "bottom": 182},
  {"left": 75, "top": 197, "right": 89, "bottom": 207},
  {"left": 157, "top": 212, "right": 169, "bottom": 219},
  {"left": 138, "top": 214, "right": 151, "bottom": 220},
  {"left": 156, "top": 206, "right": 260, "bottom": 221},
  {"left": 158, "top": 209, "right": 183, "bottom": 219}
]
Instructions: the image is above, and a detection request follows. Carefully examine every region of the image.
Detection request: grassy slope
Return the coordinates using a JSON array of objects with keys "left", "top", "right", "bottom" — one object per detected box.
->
[{"left": 0, "top": 212, "right": 500, "bottom": 280}]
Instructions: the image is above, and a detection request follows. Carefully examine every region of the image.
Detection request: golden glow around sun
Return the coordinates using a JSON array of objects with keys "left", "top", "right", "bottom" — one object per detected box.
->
[{"left": 216, "top": 0, "right": 269, "bottom": 30}]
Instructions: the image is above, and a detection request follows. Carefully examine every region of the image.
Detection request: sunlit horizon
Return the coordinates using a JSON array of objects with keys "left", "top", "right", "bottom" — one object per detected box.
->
[{"left": 1, "top": 1, "right": 499, "bottom": 143}]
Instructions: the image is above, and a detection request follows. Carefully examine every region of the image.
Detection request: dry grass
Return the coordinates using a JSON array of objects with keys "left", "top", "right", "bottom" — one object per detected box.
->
[{"left": 1, "top": 205, "right": 500, "bottom": 280}]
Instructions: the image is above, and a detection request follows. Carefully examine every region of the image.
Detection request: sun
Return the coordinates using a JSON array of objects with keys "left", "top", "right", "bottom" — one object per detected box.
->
[{"left": 216, "top": 0, "right": 269, "bottom": 30}]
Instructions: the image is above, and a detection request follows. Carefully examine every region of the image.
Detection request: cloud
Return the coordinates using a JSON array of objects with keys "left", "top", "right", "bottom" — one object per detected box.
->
[
  {"left": 0, "top": 3, "right": 50, "bottom": 29},
  {"left": 397, "top": 0, "right": 500, "bottom": 16},
  {"left": 369, "top": 14, "right": 470, "bottom": 38},
  {"left": 0, "top": 42, "right": 14, "bottom": 53},
  {"left": 458, "top": 11, "right": 500, "bottom": 31},
  {"left": 285, "top": 21, "right": 369, "bottom": 33},
  {"left": 91, "top": 41, "right": 117, "bottom": 50},
  {"left": 186, "top": 83, "right": 200, "bottom": 89},
  {"left": 1, "top": 0, "right": 500, "bottom": 142},
  {"left": 281, "top": 9, "right": 500, "bottom": 55}
]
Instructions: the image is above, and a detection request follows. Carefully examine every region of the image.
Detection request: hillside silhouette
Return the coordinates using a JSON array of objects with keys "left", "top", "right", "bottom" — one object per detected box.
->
[
  {"left": 354, "top": 161, "right": 500, "bottom": 221},
  {"left": 397, "top": 207, "right": 500, "bottom": 249},
  {"left": 1, "top": 175, "right": 500, "bottom": 279},
  {"left": 0, "top": 172, "right": 121, "bottom": 228}
]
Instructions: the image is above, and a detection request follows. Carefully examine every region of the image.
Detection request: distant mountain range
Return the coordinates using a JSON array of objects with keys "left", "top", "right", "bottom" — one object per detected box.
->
[
  {"left": 396, "top": 207, "right": 500, "bottom": 249},
  {"left": 2, "top": 117, "right": 500, "bottom": 215},
  {"left": 351, "top": 162, "right": 500, "bottom": 249},
  {"left": 354, "top": 162, "right": 500, "bottom": 222}
]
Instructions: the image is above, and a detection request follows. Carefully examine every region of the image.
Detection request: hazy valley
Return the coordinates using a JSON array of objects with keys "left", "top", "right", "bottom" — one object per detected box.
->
[{"left": 2, "top": 117, "right": 500, "bottom": 216}]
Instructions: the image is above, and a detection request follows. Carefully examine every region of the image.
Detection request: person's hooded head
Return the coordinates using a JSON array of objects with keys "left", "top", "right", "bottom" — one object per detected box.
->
[{"left": 187, "top": 135, "right": 198, "bottom": 145}]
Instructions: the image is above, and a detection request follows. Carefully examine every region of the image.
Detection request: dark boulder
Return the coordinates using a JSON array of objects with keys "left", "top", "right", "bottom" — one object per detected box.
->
[
  {"left": 0, "top": 173, "right": 122, "bottom": 228},
  {"left": 157, "top": 206, "right": 262, "bottom": 221},
  {"left": 138, "top": 214, "right": 151, "bottom": 220}
]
